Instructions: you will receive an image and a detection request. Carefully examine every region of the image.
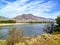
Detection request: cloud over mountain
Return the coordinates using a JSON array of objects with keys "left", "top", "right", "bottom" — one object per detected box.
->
[{"left": 0, "top": 0, "right": 60, "bottom": 18}]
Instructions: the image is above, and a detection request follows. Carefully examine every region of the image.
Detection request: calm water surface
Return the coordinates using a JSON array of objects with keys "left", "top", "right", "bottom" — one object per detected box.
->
[{"left": 0, "top": 23, "right": 48, "bottom": 39}]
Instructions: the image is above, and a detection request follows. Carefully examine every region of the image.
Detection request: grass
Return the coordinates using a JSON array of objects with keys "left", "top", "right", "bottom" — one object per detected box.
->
[
  {"left": 0, "top": 33, "right": 60, "bottom": 45},
  {"left": 53, "top": 32, "right": 60, "bottom": 34},
  {"left": 0, "top": 40, "right": 6, "bottom": 45},
  {"left": 0, "top": 34, "right": 60, "bottom": 45},
  {"left": 15, "top": 34, "right": 60, "bottom": 45}
]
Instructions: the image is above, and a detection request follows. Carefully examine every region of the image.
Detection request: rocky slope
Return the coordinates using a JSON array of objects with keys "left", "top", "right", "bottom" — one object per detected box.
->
[{"left": 13, "top": 14, "right": 55, "bottom": 23}]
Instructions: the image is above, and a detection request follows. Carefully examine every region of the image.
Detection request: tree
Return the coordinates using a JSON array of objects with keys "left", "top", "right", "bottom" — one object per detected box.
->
[
  {"left": 54, "top": 16, "right": 60, "bottom": 32},
  {"left": 56, "top": 16, "right": 60, "bottom": 26}
]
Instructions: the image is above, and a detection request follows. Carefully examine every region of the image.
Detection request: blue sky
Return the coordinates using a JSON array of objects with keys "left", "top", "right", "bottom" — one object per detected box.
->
[{"left": 0, "top": 0, "right": 60, "bottom": 19}]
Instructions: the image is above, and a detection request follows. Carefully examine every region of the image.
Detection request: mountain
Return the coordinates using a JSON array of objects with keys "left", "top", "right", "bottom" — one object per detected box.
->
[
  {"left": 13, "top": 14, "right": 55, "bottom": 23},
  {"left": 0, "top": 16, "right": 9, "bottom": 20}
]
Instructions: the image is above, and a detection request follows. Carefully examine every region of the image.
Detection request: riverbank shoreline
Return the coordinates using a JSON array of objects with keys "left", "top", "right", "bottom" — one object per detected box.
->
[
  {"left": 0, "top": 23, "right": 50, "bottom": 26},
  {"left": 0, "top": 23, "right": 29, "bottom": 26}
]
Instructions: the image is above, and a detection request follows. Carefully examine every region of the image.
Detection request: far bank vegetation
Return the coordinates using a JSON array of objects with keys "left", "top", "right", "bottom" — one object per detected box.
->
[{"left": 0, "top": 20, "right": 16, "bottom": 23}]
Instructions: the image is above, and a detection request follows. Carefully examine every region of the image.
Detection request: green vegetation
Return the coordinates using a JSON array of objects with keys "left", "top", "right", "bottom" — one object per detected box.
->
[
  {"left": 56, "top": 16, "right": 60, "bottom": 26},
  {"left": 0, "top": 20, "right": 16, "bottom": 23},
  {"left": 19, "top": 21, "right": 52, "bottom": 23},
  {"left": 27, "top": 22, "right": 52, "bottom": 23},
  {"left": 54, "top": 16, "right": 60, "bottom": 33}
]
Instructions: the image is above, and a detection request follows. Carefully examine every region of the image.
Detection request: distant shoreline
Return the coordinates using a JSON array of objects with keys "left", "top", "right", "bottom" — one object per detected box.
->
[
  {"left": 0, "top": 22, "right": 51, "bottom": 26},
  {"left": 0, "top": 23, "right": 27, "bottom": 26}
]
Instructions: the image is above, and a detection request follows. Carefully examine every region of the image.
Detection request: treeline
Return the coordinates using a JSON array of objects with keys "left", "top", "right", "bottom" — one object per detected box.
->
[
  {"left": 0, "top": 20, "right": 16, "bottom": 23},
  {"left": 27, "top": 21, "right": 52, "bottom": 23},
  {"left": 17, "top": 21, "right": 52, "bottom": 23}
]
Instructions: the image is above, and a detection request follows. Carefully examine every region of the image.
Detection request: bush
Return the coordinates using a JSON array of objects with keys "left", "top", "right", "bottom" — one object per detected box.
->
[
  {"left": 6, "top": 27, "right": 24, "bottom": 45},
  {"left": 54, "top": 25, "right": 60, "bottom": 32},
  {"left": 56, "top": 16, "right": 60, "bottom": 26}
]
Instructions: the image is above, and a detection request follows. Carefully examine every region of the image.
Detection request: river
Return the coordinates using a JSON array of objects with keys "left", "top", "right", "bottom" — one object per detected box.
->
[{"left": 0, "top": 23, "right": 48, "bottom": 39}]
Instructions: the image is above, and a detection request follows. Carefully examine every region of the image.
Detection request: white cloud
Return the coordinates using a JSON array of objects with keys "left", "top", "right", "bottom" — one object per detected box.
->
[
  {"left": 20, "top": 0, "right": 29, "bottom": 3},
  {"left": 0, "top": 0, "right": 59, "bottom": 18}
]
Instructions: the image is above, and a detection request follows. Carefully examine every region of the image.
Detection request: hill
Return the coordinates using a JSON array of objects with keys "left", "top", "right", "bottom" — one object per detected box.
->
[
  {"left": 13, "top": 14, "right": 55, "bottom": 23},
  {"left": 0, "top": 16, "right": 9, "bottom": 20}
]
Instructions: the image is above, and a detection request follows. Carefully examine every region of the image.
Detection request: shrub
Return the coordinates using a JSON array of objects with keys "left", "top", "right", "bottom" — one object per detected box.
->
[
  {"left": 6, "top": 27, "right": 24, "bottom": 45},
  {"left": 56, "top": 16, "right": 60, "bottom": 26}
]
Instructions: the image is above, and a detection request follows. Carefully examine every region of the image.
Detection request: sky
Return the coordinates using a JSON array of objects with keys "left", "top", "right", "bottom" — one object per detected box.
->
[{"left": 0, "top": 0, "right": 60, "bottom": 19}]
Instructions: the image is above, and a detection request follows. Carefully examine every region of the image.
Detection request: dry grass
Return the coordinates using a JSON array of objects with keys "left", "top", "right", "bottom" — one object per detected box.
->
[
  {"left": 0, "top": 34, "right": 60, "bottom": 45},
  {"left": 15, "top": 34, "right": 60, "bottom": 45}
]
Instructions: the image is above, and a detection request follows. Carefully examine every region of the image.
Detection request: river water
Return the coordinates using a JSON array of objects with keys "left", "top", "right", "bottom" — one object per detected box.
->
[{"left": 0, "top": 23, "right": 48, "bottom": 39}]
